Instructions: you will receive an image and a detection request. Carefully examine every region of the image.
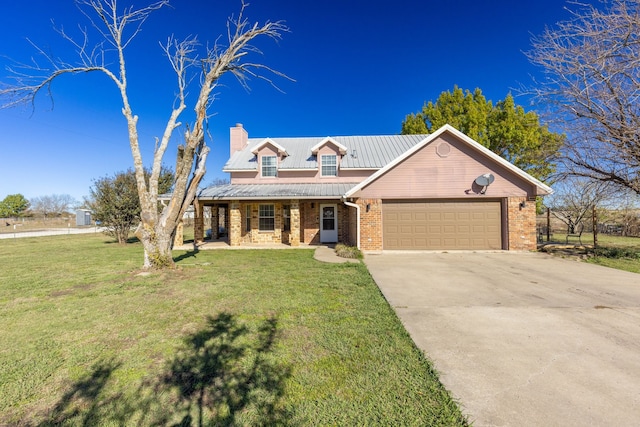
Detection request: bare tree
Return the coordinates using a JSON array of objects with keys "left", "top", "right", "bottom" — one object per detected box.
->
[
  {"left": 545, "top": 178, "right": 612, "bottom": 234},
  {"left": 1, "top": 1, "right": 288, "bottom": 268},
  {"left": 527, "top": 0, "right": 640, "bottom": 194},
  {"left": 30, "top": 194, "right": 77, "bottom": 220}
]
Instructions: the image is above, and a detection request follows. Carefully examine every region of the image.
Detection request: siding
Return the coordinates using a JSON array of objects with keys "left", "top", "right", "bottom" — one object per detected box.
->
[{"left": 356, "top": 133, "right": 536, "bottom": 199}]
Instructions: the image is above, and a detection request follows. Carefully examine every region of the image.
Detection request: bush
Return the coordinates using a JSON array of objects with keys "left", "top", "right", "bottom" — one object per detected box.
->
[
  {"left": 593, "top": 247, "right": 640, "bottom": 259},
  {"left": 334, "top": 243, "right": 363, "bottom": 259}
]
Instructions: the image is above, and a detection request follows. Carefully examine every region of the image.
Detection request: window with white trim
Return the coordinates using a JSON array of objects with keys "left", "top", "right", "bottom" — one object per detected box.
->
[
  {"left": 321, "top": 154, "right": 337, "bottom": 176},
  {"left": 261, "top": 155, "right": 277, "bottom": 177},
  {"left": 259, "top": 204, "right": 275, "bottom": 231}
]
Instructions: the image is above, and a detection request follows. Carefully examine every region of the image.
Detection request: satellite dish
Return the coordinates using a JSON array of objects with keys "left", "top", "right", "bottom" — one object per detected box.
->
[{"left": 475, "top": 173, "right": 495, "bottom": 187}]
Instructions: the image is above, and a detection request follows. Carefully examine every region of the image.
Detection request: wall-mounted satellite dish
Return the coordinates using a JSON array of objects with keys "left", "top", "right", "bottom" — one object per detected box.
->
[{"left": 474, "top": 173, "right": 495, "bottom": 194}]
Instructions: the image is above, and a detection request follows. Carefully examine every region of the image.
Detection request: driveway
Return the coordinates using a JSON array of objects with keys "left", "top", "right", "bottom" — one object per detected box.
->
[{"left": 364, "top": 252, "right": 640, "bottom": 426}]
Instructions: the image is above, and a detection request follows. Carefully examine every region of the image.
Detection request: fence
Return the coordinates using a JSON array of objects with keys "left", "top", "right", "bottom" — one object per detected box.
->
[{"left": 536, "top": 207, "right": 640, "bottom": 243}]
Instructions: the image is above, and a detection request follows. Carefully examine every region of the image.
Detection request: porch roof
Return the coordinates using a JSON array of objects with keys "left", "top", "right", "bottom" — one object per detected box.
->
[{"left": 197, "top": 183, "right": 359, "bottom": 200}]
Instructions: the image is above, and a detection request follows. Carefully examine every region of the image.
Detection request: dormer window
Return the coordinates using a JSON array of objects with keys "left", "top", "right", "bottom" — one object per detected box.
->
[
  {"left": 321, "top": 154, "right": 337, "bottom": 177},
  {"left": 261, "top": 155, "right": 277, "bottom": 177}
]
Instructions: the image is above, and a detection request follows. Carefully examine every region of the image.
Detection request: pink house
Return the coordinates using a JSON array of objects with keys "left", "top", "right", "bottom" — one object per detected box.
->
[{"left": 190, "top": 123, "right": 552, "bottom": 251}]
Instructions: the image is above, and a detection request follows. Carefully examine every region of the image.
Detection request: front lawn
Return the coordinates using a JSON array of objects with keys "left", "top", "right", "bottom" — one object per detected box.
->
[
  {"left": 0, "top": 235, "right": 467, "bottom": 426},
  {"left": 582, "top": 233, "right": 640, "bottom": 273}
]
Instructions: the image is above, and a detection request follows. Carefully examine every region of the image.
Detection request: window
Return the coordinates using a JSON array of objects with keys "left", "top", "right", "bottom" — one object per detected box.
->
[
  {"left": 259, "top": 204, "right": 275, "bottom": 231},
  {"left": 283, "top": 205, "right": 291, "bottom": 232},
  {"left": 245, "top": 205, "right": 251, "bottom": 232},
  {"left": 321, "top": 155, "right": 337, "bottom": 176},
  {"left": 261, "top": 155, "right": 277, "bottom": 177}
]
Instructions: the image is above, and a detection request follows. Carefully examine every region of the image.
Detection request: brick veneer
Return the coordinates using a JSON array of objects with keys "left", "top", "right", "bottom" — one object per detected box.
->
[
  {"left": 302, "top": 201, "right": 320, "bottom": 244},
  {"left": 357, "top": 198, "right": 383, "bottom": 251},
  {"left": 238, "top": 202, "right": 283, "bottom": 244},
  {"left": 229, "top": 201, "right": 242, "bottom": 246},
  {"left": 290, "top": 200, "right": 300, "bottom": 246},
  {"left": 347, "top": 204, "right": 358, "bottom": 247},
  {"left": 507, "top": 196, "right": 537, "bottom": 250}
]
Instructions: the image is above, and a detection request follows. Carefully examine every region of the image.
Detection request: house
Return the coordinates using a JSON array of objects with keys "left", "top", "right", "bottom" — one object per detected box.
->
[{"left": 189, "top": 123, "right": 552, "bottom": 251}]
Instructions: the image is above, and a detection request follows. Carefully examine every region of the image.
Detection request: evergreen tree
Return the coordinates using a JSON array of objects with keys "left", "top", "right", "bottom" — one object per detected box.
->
[{"left": 402, "top": 86, "right": 563, "bottom": 180}]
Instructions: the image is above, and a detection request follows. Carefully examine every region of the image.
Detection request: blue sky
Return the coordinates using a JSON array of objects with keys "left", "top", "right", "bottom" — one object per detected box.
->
[{"left": 0, "top": 0, "right": 589, "bottom": 203}]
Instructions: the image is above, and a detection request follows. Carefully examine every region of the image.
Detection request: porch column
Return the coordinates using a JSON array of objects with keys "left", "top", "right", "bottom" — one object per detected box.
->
[
  {"left": 229, "top": 200, "right": 241, "bottom": 246},
  {"left": 194, "top": 198, "right": 204, "bottom": 243},
  {"left": 173, "top": 220, "right": 184, "bottom": 247},
  {"left": 211, "top": 205, "right": 219, "bottom": 239},
  {"left": 290, "top": 199, "right": 300, "bottom": 246}
]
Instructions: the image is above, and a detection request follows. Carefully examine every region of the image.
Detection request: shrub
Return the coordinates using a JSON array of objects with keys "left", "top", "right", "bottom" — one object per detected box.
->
[
  {"left": 593, "top": 247, "right": 640, "bottom": 259},
  {"left": 334, "top": 243, "right": 363, "bottom": 259}
]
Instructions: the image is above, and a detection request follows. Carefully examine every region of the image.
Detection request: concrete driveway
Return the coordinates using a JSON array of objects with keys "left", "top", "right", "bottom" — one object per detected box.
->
[{"left": 364, "top": 252, "right": 640, "bottom": 426}]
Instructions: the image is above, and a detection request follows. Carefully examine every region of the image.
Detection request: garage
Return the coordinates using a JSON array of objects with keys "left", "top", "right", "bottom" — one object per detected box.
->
[{"left": 382, "top": 200, "right": 502, "bottom": 250}]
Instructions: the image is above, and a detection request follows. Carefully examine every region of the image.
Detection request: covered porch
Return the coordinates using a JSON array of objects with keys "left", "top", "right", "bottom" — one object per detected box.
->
[{"left": 175, "top": 183, "right": 359, "bottom": 248}]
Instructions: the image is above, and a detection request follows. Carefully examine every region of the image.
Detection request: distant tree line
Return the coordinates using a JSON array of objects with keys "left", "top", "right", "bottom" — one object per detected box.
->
[{"left": 0, "top": 193, "right": 77, "bottom": 221}]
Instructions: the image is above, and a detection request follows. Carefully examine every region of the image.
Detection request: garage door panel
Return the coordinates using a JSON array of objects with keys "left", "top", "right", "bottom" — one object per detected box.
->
[{"left": 383, "top": 200, "right": 502, "bottom": 250}]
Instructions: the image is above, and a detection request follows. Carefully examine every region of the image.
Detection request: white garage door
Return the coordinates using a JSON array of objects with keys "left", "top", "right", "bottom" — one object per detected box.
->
[{"left": 383, "top": 200, "right": 502, "bottom": 250}]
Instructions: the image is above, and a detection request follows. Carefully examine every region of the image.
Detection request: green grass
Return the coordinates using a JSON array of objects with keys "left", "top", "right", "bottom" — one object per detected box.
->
[
  {"left": 565, "top": 233, "right": 640, "bottom": 273},
  {"left": 0, "top": 234, "right": 467, "bottom": 426}
]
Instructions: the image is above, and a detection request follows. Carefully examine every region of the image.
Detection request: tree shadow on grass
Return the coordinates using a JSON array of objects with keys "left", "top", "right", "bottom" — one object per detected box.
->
[
  {"left": 36, "top": 359, "right": 122, "bottom": 426},
  {"left": 155, "top": 312, "right": 292, "bottom": 426},
  {"left": 35, "top": 313, "right": 292, "bottom": 426},
  {"left": 101, "top": 236, "right": 140, "bottom": 245},
  {"left": 173, "top": 247, "right": 199, "bottom": 263}
]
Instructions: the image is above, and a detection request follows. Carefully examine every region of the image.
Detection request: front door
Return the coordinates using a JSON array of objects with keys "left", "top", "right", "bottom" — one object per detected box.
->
[{"left": 320, "top": 204, "right": 338, "bottom": 243}]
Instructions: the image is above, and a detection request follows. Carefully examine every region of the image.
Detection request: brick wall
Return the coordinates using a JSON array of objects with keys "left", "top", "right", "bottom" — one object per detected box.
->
[
  {"left": 289, "top": 200, "right": 300, "bottom": 246},
  {"left": 302, "top": 201, "right": 320, "bottom": 244},
  {"left": 507, "top": 196, "right": 537, "bottom": 250},
  {"left": 229, "top": 201, "right": 241, "bottom": 246},
  {"left": 347, "top": 203, "right": 358, "bottom": 247},
  {"left": 357, "top": 198, "right": 383, "bottom": 251},
  {"left": 241, "top": 202, "right": 283, "bottom": 244},
  {"left": 338, "top": 203, "right": 350, "bottom": 244}
]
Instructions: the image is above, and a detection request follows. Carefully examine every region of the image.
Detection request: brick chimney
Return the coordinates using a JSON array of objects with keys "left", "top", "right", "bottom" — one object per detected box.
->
[{"left": 230, "top": 123, "right": 248, "bottom": 155}]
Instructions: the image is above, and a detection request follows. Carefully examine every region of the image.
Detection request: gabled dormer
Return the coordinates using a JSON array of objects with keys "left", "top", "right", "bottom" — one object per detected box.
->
[
  {"left": 311, "top": 137, "right": 347, "bottom": 177},
  {"left": 310, "top": 137, "right": 347, "bottom": 156},
  {"left": 252, "top": 138, "right": 288, "bottom": 178}
]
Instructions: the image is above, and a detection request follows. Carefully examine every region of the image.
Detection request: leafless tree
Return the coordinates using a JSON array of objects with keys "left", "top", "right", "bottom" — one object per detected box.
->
[
  {"left": 545, "top": 178, "right": 612, "bottom": 233},
  {"left": 526, "top": 0, "right": 640, "bottom": 194},
  {"left": 30, "top": 194, "right": 77, "bottom": 220},
  {"left": 1, "top": 0, "right": 289, "bottom": 268}
]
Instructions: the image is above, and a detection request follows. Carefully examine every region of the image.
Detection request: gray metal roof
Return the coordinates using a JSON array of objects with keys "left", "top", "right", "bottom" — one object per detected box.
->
[
  {"left": 198, "top": 183, "right": 360, "bottom": 200},
  {"left": 223, "top": 134, "right": 429, "bottom": 171}
]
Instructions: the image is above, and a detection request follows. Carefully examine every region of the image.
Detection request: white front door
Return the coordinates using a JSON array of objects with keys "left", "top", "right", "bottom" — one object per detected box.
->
[{"left": 320, "top": 204, "right": 338, "bottom": 243}]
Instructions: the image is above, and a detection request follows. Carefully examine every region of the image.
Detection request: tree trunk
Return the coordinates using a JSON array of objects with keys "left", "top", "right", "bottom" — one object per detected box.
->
[{"left": 138, "top": 220, "right": 176, "bottom": 269}]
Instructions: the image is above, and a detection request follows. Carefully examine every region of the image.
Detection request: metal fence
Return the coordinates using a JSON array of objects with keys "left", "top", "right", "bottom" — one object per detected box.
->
[{"left": 0, "top": 224, "right": 104, "bottom": 239}]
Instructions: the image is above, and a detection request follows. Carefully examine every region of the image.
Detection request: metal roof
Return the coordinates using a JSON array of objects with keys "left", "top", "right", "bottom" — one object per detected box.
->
[
  {"left": 198, "top": 183, "right": 360, "bottom": 200},
  {"left": 223, "top": 134, "right": 429, "bottom": 171}
]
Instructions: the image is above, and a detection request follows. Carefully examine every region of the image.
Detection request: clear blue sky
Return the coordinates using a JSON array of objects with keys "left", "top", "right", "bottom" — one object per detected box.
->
[{"left": 0, "top": 0, "right": 591, "bottom": 203}]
